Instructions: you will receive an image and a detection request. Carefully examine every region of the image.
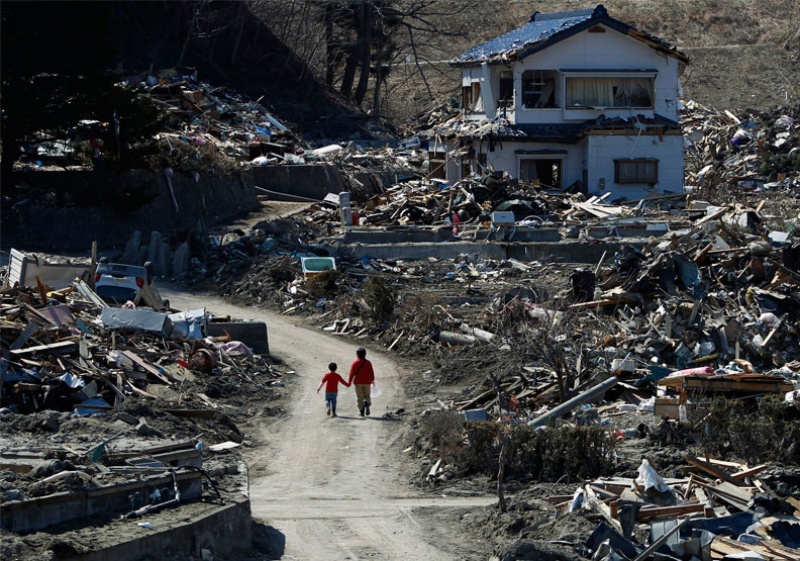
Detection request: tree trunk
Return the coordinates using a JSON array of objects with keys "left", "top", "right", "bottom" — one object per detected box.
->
[
  {"left": 324, "top": 3, "right": 335, "bottom": 86},
  {"left": 353, "top": 2, "right": 372, "bottom": 106},
  {"left": 340, "top": 45, "right": 359, "bottom": 98},
  {"left": 371, "top": 45, "right": 384, "bottom": 116},
  {"left": 230, "top": 3, "right": 246, "bottom": 64},
  {"left": 497, "top": 432, "right": 509, "bottom": 512}
]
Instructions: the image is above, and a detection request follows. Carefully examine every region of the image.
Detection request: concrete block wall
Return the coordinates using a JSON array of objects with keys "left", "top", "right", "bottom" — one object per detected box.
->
[{"left": 251, "top": 164, "right": 344, "bottom": 200}]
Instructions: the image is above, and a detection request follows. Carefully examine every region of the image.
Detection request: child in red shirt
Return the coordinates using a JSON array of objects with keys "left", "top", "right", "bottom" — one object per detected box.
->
[{"left": 316, "top": 362, "right": 350, "bottom": 417}]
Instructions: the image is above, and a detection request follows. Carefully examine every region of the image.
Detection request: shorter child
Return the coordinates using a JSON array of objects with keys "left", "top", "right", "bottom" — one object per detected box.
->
[{"left": 316, "top": 362, "right": 350, "bottom": 417}]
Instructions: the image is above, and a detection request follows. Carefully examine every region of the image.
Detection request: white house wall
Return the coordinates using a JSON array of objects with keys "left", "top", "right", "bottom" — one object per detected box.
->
[
  {"left": 468, "top": 140, "right": 585, "bottom": 188},
  {"left": 585, "top": 133, "right": 684, "bottom": 199},
  {"left": 512, "top": 25, "right": 681, "bottom": 124}
]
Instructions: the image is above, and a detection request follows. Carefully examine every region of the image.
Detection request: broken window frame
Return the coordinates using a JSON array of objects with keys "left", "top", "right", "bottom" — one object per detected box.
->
[
  {"left": 518, "top": 156, "right": 564, "bottom": 188},
  {"left": 462, "top": 81, "right": 483, "bottom": 114},
  {"left": 614, "top": 158, "right": 658, "bottom": 184},
  {"left": 497, "top": 70, "right": 514, "bottom": 109},
  {"left": 520, "top": 70, "right": 557, "bottom": 109},
  {"left": 428, "top": 150, "right": 447, "bottom": 180},
  {"left": 564, "top": 73, "right": 655, "bottom": 109}
]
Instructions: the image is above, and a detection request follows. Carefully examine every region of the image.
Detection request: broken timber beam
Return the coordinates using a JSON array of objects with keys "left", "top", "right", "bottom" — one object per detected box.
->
[
  {"left": 121, "top": 350, "right": 173, "bottom": 385},
  {"left": 685, "top": 456, "right": 747, "bottom": 486}
]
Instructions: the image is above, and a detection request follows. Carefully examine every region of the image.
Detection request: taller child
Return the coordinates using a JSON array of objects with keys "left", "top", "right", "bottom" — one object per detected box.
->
[{"left": 348, "top": 347, "right": 375, "bottom": 416}]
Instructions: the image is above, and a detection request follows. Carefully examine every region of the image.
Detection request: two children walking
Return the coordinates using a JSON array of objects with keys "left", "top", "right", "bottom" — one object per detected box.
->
[{"left": 316, "top": 347, "right": 376, "bottom": 418}]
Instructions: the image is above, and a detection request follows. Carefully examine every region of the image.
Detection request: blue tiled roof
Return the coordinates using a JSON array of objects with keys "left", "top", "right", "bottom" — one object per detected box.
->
[
  {"left": 453, "top": 7, "right": 599, "bottom": 64},
  {"left": 452, "top": 4, "right": 683, "bottom": 65}
]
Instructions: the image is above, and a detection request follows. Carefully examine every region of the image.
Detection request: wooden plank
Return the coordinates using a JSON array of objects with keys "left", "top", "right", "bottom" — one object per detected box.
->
[
  {"left": 714, "top": 536, "right": 783, "bottom": 561},
  {"left": 585, "top": 486, "right": 623, "bottom": 534},
  {"left": 731, "top": 463, "right": 770, "bottom": 480},
  {"left": 695, "top": 205, "right": 730, "bottom": 226},
  {"left": 120, "top": 373, "right": 158, "bottom": 399},
  {"left": 111, "top": 440, "right": 197, "bottom": 458},
  {"left": 9, "top": 323, "right": 38, "bottom": 350},
  {"left": 694, "top": 486, "right": 715, "bottom": 517},
  {"left": 761, "top": 541, "right": 800, "bottom": 561},
  {"left": 681, "top": 377, "right": 794, "bottom": 394},
  {"left": 685, "top": 456, "right": 747, "bottom": 486},
  {"left": 121, "top": 350, "right": 173, "bottom": 385},
  {"left": 567, "top": 295, "right": 638, "bottom": 310},
  {"left": 10, "top": 340, "right": 77, "bottom": 356},
  {"left": 387, "top": 330, "right": 405, "bottom": 351},
  {"left": 706, "top": 458, "right": 747, "bottom": 469},
  {"left": 636, "top": 502, "right": 705, "bottom": 521},
  {"left": 786, "top": 496, "right": 800, "bottom": 515},
  {"left": 104, "top": 377, "right": 125, "bottom": 406},
  {"left": 72, "top": 403, "right": 114, "bottom": 411},
  {"left": 715, "top": 481, "right": 756, "bottom": 502},
  {"left": 697, "top": 482, "right": 753, "bottom": 512},
  {"left": 163, "top": 409, "right": 217, "bottom": 420}
]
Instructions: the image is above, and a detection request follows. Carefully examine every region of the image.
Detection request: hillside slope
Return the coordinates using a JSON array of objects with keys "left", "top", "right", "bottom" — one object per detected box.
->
[{"left": 257, "top": 0, "right": 800, "bottom": 122}]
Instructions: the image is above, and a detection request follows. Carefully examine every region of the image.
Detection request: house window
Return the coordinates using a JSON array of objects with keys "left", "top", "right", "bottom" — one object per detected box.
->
[
  {"left": 615, "top": 158, "right": 658, "bottom": 184},
  {"left": 521, "top": 70, "right": 556, "bottom": 108},
  {"left": 428, "top": 151, "right": 447, "bottom": 180},
  {"left": 498, "top": 71, "right": 514, "bottom": 109},
  {"left": 462, "top": 82, "right": 483, "bottom": 113},
  {"left": 519, "top": 158, "right": 562, "bottom": 189},
  {"left": 566, "top": 77, "right": 653, "bottom": 108},
  {"left": 462, "top": 85, "right": 472, "bottom": 110},
  {"left": 460, "top": 145, "right": 476, "bottom": 177}
]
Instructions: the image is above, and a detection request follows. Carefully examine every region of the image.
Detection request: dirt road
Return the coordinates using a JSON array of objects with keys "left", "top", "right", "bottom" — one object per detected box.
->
[{"left": 163, "top": 288, "right": 495, "bottom": 560}]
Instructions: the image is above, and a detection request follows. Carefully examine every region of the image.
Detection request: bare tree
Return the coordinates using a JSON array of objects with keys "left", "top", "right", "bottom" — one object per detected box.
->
[{"left": 251, "top": 0, "right": 484, "bottom": 117}]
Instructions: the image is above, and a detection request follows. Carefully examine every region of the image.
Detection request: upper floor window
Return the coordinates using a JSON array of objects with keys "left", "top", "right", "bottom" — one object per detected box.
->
[
  {"left": 521, "top": 70, "right": 557, "bottom": 108},
  {"left": 566, "top": 77, "right": 653, "bottom": 108},
  {"left": 498, "top": 71, "right": 514, "bottom": 109},
  {"left": 615, "top": 158, "right": 658, "bottom": 184},
  {"left": 462, "top": 82, "right": 483, "bottom": 113}
]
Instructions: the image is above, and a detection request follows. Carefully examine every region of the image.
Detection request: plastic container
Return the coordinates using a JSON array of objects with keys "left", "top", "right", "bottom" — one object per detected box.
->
[{"left": 301, "top": 257, "right": 337, "bottom": 278}]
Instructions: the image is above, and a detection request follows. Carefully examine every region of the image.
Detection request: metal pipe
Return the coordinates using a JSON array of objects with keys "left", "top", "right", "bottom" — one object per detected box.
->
[{"left": 528, "top": 376, "right": 619, "bottom": 428}]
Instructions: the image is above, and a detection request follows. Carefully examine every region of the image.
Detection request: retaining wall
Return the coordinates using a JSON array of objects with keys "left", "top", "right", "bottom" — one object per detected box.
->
[{"left": 5, "top": 168, "right": 259, "bottom": 252}]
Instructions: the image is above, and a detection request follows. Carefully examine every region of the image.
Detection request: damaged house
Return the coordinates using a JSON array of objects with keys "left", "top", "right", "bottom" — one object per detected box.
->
[{"left": 435, "top": 5, "right": 689, "bottom": 200}]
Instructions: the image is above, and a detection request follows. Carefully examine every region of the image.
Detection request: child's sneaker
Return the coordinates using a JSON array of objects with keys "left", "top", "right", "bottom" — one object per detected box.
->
[{"left": 326, "top": 406, "right": 331, "bottom": 416}]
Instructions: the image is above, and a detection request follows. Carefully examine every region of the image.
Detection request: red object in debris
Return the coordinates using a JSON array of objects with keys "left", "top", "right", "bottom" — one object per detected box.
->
[
  {"left": 352, "top": 213, "right": 359, "bottom": 225},
  {"left": 177, "top": 359, "right": 190, "bottom": 368}
]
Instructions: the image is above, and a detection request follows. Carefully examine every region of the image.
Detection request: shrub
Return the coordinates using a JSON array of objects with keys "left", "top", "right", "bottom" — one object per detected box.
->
[
  {"left": 691, "top": 395, "right": 800, "bottom": 465},
  {"left": 364, "top": 275, "right": 395, "bottom": 327},
  {"left": 420, "top": 410, "right": 465, "bottom": 461},
  {"left": 460, "top": 422, "right": 617, "bottom": 483},
  {"left": 305, "top": 269, "right": 341, "bottom": 299}
]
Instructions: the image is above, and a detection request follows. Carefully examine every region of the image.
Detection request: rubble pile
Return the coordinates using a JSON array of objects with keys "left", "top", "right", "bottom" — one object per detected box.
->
[
  {"left": 205, "top": 198, "right": 800, "bottom": 378},
  {"left": 290, "top": 103, "right": 800, "bottom": 236},
  {"left": 146, "top": 75, "right": 296, "bottom": 168},
  {"left": 0, "top": 275, "right": 289, "bottom": 536},
  {"left": 488, "top": 458, "right": 800, "bottom": 561},
  {"left": 682, "top": 101, "right": 800, "bottom": 193}
]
